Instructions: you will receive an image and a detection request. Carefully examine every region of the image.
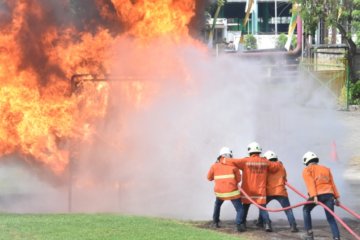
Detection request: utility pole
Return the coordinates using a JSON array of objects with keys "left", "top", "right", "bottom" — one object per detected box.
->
[{"left": 275, "top": 0, "right": 278, "bottom": 35}]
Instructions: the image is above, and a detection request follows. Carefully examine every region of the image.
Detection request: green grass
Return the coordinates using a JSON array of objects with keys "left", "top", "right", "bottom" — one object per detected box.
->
[{"left": 0, "top": 214, "right": 243, "bottom": 240}]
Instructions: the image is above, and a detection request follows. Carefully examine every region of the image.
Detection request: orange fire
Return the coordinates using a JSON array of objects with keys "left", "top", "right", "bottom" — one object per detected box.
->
[
  {"left": 0, "top": 0, "right": 197, "bottom": 175},
  {"left": 111, "top": 0, "right": 195, "bottom": 41}
]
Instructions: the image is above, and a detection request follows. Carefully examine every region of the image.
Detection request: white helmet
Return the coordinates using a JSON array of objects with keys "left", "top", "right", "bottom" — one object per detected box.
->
[
  {"left": 264, "top": 150, "right": 278, "bottom": 161},
  {"left": 303, "top": 151, "right": 319, "bottom": 165},
  {"left": 247, "top": 142, "right": 262, "bottom": 154},
  {"left": 219, "top": 147, "right": 233, "bottom": 157}
]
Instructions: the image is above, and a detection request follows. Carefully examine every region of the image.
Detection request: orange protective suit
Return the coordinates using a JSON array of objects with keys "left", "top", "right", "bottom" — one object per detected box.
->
[
  {"left": 207, "top": 159, "right": 241, "bottom": 200},
  {"left": 266, "top": 161, "right": 288, "bottom": 197},
  {"left": 302, "top": 164, "right": 340, "bottom": 198},
  {"left": 222, "top": 155, "right": 281, "bottom": 204}
]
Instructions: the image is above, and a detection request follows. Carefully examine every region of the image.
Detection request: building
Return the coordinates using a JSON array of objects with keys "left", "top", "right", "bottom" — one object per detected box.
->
[{"left": 206, "top": 0, "right": 295, "bottom": 49}]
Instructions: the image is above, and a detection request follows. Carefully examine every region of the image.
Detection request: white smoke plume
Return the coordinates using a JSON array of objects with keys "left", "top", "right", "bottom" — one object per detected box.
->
[
  {"left": 0, "top": 29, "right": 355, "bottom": 222},
  {"left": 0, "top": 39, "right": 353, "bottom": 222}
]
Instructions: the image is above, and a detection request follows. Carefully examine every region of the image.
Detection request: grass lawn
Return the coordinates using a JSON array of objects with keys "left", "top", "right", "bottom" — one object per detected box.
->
[{"left": 0, "top": 214, "right": 244, "bottom": 240}]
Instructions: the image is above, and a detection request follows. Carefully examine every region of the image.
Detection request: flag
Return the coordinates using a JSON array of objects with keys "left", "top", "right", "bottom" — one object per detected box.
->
[
  {"left": 285, "top": 4, "right": 298, "bottom": 51},
  {"left": 245, "top": 0, "right": 255, "bottom": 13}
]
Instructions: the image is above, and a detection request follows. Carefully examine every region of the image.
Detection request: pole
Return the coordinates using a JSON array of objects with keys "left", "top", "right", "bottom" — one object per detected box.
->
[
  {"left": 301, "top": 19, "right": 304, "bottom": 60},
  {"left": 275, "top": 0, "right": 278, "bottom": 35},
  {"left": 240, "top": 0, "right": 254, "bottom": 43},
  {"left": 68, "top": 156, "right": 72, "bottom": 213},
  {"left": 346, "top": 53, "right": 350, "bottom": 111}
]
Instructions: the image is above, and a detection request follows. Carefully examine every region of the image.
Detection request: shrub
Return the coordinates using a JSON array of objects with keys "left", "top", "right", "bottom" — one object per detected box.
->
[
  {"left": 351, "top": 80, "right": 360, "bottom": 105},
  {"left": 244, "top": 34, "right": 257, "bottom": 50},
  {"left": 276, "top": 33, "right": 287, "bottom": 49},
  {"left": 340, "top": 80, "right": 360, "bottom": 106},
  {"left": 275, "top": 33, "right": 297, "bottom": 49}
]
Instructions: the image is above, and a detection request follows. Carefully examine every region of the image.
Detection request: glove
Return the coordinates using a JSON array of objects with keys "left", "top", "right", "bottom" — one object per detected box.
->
[
  {"left": 313, "top": 196, "right": 318, "bottom": 204},
  {"left": 334, "top": 198, "right": 340, "bottom": 206},
  {"left": 308, "top": 196, "right": 318, "bottom": 204}
]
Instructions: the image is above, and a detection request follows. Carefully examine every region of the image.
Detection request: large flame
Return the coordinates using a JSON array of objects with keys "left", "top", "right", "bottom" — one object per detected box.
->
[
  {"left": 0, "top": 0, "right": 197, "bottom": 175},
  {"left": 111, "top": 0, "right": 195, "bottom": 40}
]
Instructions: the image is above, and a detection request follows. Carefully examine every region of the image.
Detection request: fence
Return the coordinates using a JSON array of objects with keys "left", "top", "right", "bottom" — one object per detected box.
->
[{"left": 299, "top": 46, "right": 350, "bottom": 109}]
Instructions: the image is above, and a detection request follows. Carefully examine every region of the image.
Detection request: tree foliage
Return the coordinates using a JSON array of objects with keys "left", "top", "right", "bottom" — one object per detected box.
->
[
  {"left": 294, "top": 0, "right": 359, "bottom": 82},
  {"left": 354, "top": 0, "right": 360, "bottom": 46},
  {"left": 294, "top": 0, "right": 359, "bottom": 49}
]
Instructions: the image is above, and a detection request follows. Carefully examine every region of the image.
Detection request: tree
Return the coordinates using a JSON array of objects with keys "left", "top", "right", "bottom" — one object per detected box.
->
[
  {"left": 295, "top": 0, "right": 360, "bottom": 82},
  {"left": 354, "top": 0, "right": 360, "bottom": 47}
]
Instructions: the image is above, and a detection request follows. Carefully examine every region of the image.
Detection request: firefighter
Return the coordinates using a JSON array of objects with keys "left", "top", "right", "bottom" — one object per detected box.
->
[
  {"left": 207, "top": 147, "right": 246, "bottom": 232},
  {"left": 221, "top": 142, "right": 281, "bottom": 232},
  {"left": 302, "top": 151, "right": 341, "bottom": 240},
  {"left": 255, "top": 150, "right": 299, "bottom": 232}
]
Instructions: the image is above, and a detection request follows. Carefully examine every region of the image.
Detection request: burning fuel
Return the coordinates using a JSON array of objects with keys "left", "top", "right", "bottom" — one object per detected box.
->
[{"left": 0, "top": 0, "right": 197, "bottom": 175}]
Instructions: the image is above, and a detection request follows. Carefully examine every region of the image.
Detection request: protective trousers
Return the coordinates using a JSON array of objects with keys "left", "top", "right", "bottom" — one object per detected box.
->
[
  {"left": 213, "top": 197, "right": 244, "bottom": 225},
  {"left": 303, "top": 193, "right": 340, "bottom": 239}
]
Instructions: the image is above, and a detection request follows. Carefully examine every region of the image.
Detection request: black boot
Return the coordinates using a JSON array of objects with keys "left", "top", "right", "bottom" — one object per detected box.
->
[
  {"left": 237, "top": 224, "right": 246, "bottom": 232},
  {"left": 212, "top": 221, "right": 220, "bottom": 228},
  {"left": 290, "top": 224, "right": 299, "bottom": 232},
  {"left": 304, "top": 230, "right": 314, "bottom": 240},
  {"left": 253, "top": 219, "right": 264, "bottom": 228},
  {"left": 264, "top": 222, "right": 273, "bottom": 232}
]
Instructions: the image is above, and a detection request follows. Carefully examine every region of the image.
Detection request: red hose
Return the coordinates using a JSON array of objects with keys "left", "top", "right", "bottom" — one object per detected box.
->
[
  {"left": 285, "top": 182, "right": 360, "bottom": 220},
  {"left": 238, "top": 187, "right": 314, "bottom": 211},
  {"left": 256, "top": 183, "right": 360, "bottom": 239},
  {"left": 340, "top": 204, "right": 360, "bottom": 220},
  {"left": 239, "top": 187, "right": 360, "bottom": 239},
  {"left": 286, "top": 183, "right": 360, "bottom": 240}
]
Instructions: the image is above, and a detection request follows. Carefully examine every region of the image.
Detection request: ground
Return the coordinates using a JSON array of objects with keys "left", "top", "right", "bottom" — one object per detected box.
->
[
  {"left": 196, "top": 219, "right": 360, "bottom": 240},
  {"left": 341, "top": 110, "right": 360, "bottom": 182}
]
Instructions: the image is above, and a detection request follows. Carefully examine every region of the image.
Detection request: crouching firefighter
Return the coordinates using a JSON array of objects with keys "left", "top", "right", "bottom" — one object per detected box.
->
[
  {"left": 302, "top": 151, "right": 341, "bottom": 240},
  {"left": 221, "top": 142, "right": 281, "bottom": 232},
  {"left": 207, "top": 147, "right": 246, "bottom": 232},
  {"left": 255, "top": 150, "right": 298, "bottom": 232}
]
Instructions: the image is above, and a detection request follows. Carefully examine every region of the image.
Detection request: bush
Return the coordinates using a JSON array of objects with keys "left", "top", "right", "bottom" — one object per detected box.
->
[
  {"left": 340, "top": 80, "right": 360, "bottom": 106},
  {"left": 351, "top": 80, "right": 360, "bottom": 105},
  {"left": 275, "top": 33, "right": 297, "bottom": 49},
  {"left": 276, "top": 33, "right": 287, "bottom": 49},
  {"left": 244, "top": 34, "right": 257, "bottom": 50}
]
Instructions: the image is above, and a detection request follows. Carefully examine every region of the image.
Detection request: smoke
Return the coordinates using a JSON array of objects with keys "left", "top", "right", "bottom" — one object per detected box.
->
[
  {"left": 59, "top": 40, "right": 350, "bottom": 220},
  {"left": 0, "top": 40, "right": 353, "bottom": 219},
  {"left": 0, "top": 0, "right": 356, "bottom": 223}
]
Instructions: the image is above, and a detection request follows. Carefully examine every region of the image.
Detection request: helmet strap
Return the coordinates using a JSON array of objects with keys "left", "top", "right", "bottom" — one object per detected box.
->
[{"left": 306, "top": 158, "right": 319, "bottom": 166}]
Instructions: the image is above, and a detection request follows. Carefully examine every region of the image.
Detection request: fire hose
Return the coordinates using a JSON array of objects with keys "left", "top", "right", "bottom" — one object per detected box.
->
[
  {"left": 285, "top": 182, "right": 360, "bottom": 220},
  {"left": 238, "top": 186, "right": 360, "bottom": 240}
]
